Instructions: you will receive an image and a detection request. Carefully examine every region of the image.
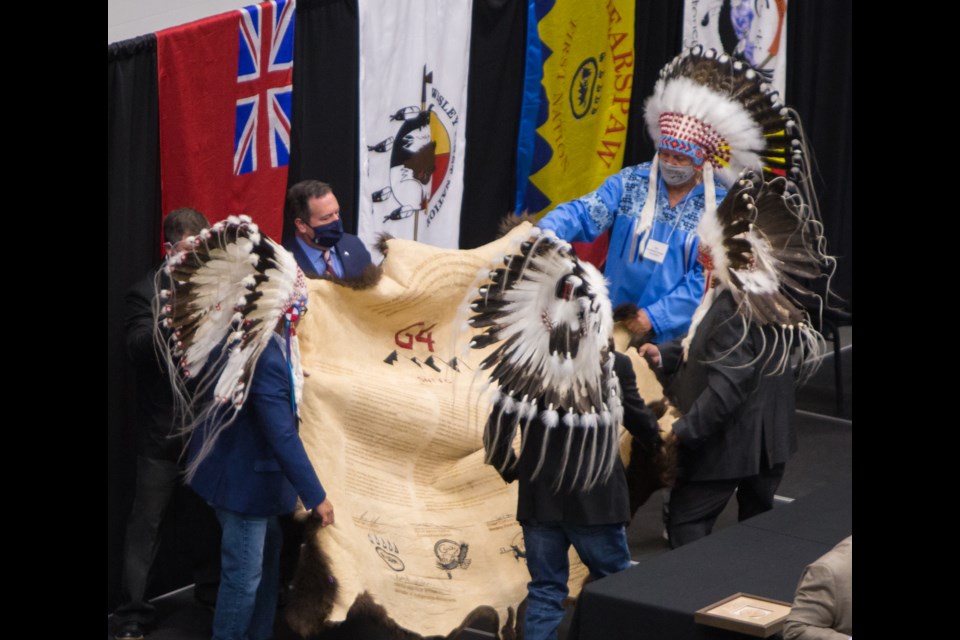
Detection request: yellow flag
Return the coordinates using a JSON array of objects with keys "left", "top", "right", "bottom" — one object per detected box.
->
[{"left": 529, "top": 0, "right": 635, "bottom": 210}]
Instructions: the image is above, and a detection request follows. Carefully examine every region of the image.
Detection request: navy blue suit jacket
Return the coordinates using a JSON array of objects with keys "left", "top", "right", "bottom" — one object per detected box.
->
[
  {"left": 283, "top": 233, "right": 372, "bottom": 280},
  {"left": 187, "top": 335, "right": 326, "bottom": 517}
]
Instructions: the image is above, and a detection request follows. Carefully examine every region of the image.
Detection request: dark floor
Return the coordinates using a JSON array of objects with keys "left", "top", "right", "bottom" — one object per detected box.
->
[{"left": 109, "top": 330, "right": 852, "bottom": 640}]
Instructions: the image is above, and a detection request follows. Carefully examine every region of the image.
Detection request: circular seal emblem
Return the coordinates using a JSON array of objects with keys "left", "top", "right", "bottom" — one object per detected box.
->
[
  {"left": 369, "top": 67, "right": 460, "bottom": 234},
  {"left": 569, "top": 58, "right": 599, "bottom": 120}
]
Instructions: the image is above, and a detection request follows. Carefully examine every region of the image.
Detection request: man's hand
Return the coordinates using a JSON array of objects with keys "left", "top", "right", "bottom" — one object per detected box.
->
[
  {"left": 312, "top": 498, "right": 335, "bottom": 527},
  {"left": 658, "top": 421, "right": 678, "bottom": 446},
  {"left": 637, "top": 343, "right": 661, "bottom": 368},
  {"left": 624, "top": 309, "right": 653, "bottom": 336}
]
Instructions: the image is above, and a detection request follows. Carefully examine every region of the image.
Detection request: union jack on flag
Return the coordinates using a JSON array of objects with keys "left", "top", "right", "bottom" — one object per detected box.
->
[{"left": 234, "top": 0, "right": 296, "bottom": 176}]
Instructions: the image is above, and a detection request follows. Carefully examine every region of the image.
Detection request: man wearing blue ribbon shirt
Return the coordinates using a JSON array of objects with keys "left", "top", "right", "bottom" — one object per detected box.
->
[{"left": 538, "top": 146, "right": 726, "bottom": 344}]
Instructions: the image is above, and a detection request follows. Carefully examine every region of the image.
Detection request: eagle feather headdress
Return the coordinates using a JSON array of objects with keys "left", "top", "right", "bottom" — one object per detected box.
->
[
  {"left": 465, "top": 228, "right": 623, "bottom": 492},
  {"left": 633, "top": 45, "right": 820, "bottom": 251},
  {"left": 154, "top": 214, "right": 307, "bottom": 478},
  {"left": 685, "top": 169, "right": 836, "bottom": 381}
]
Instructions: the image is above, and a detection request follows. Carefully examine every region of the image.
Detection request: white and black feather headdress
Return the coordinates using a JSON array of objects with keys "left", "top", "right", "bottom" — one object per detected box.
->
[
  {"left": 466, "top": 229, "right": 623, "bottom": 492},
  {"left": 634, "top": 45, "right": 819, "bottom": 249},
  {"left": 685, "top": 169, "right": 836, "bottom": 381},
  {"left": 155, "top": 214, "right": 307, "bottom": 478}
]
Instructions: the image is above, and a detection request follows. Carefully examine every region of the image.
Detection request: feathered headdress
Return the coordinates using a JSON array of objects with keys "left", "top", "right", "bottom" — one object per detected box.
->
[
  {"left": 634, "top": 45, "right": 817, "bottom": 249},
  {"left": 466, "top": 228, "right": 623, "bottom": 492},
  {"left": 155, "top": 214, "right": 307, "bottom": 478},
  {"left": 685, "top": 169, "right": 836, "bottom": 380}
]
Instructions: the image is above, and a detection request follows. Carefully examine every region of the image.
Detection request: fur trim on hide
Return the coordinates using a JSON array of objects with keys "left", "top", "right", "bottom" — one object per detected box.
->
[
  {"left": 319, "top": 262, "right": 383, "bottom": 290},
  {"left": 497, "top": 212, "right": 539, "bottom": 239},
  {"left": 286, "top": 510, "right": 507, "bottom": 640},
  {"left": 375, "top": 232, "right": 394, "bottom": 258},
  {"left": 623, "top": 431, "right": 678, "bottom": 516},
  {"left": 293, "top": 589, "right": 503, "bottom": 640},
  {"left": 285, "top": 518, "right": 339, "bottom": 638},
  {"left": 313, "top": 592, "right": 426, "bottom": 640}
]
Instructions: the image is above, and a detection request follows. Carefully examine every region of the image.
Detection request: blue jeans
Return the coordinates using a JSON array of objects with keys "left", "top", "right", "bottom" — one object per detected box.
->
[
  {"left": 522, "top": 523, "right": 632, "bottom": 640},
  {"left": 213, "top": 508, "right": 282, "bottom": 640}
]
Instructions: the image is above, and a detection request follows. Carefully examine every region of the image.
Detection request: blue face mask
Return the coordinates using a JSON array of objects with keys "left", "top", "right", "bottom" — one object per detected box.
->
[{"left": 311, "top": 218, "right": 343, "bottom": 247}]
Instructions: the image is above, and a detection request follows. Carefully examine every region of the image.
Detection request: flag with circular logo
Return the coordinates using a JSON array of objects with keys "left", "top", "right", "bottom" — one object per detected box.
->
[
  {"left": 357, "top": 0, "right": 473, "bottom": 257},
  {"left": 683, "top": 0, "right": 789, "bottom": 96},
  {"left": 516, "top": 0, "right": 635, "bottom": 217}
]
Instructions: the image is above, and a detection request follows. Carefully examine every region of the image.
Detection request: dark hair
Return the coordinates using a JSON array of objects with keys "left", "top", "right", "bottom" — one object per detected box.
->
[
  {"left": 286, "top": 180, "right": 333, "bottom": 224},
  {"left": 163, "top": 207, "right": 210, "bottom": 244}
]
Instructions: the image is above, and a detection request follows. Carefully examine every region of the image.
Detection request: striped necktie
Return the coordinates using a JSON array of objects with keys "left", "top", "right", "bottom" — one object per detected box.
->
[{"left": 322, "top": 249, "right": 335, "bottom": 276}]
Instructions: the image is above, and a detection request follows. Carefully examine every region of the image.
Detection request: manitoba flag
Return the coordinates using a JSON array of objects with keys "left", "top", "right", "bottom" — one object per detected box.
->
[{"left": 157, "top": 0, "right": 295, "bottom": 239}]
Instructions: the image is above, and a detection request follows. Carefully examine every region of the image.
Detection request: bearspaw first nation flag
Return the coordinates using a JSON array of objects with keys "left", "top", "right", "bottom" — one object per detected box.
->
[
  {"left": 514, "top": 0, "right": 635, "bottom": 268},
  {"left": 357, "top": 0, "right": 473, "bottom": 257},
  {"left": 158, "top": 0, "right": 295, "bottom": 239}
]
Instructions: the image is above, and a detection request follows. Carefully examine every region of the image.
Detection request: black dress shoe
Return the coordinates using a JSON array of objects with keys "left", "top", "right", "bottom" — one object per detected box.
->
[{"left": 114, "top": 623, "right": 145, "bottom": 640}]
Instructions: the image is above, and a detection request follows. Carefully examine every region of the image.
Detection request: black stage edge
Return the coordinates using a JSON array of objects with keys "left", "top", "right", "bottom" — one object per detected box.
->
[{"left": 570, "top": 477, "right": 852, "bottom": 640}]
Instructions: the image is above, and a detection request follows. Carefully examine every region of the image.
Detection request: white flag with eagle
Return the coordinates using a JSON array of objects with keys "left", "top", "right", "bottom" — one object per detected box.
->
[{"left": 358, "top": 0, "right": 473, "bottom": 257}]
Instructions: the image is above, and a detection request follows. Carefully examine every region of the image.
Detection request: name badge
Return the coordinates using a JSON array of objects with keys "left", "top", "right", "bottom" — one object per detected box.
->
[{"left": 642, "top": 239, "right": 668, "bottom": 263}]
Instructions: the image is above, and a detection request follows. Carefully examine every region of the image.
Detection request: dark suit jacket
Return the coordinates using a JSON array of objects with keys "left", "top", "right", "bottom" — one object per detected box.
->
[
  {"left": 283, "top": 233, "right": 372, "bottom": 280},
  {"left": 657, "top": 289, "right": 797, "bottom": 482},
  {"left": 125, "top": 268, "right": 183, "bottom": 460},
  {"left": 488, "top": 352, "right": 659, "bottom": 526},
  {"left": 187, "top": 335, "right": 326, "bottom": 517}
]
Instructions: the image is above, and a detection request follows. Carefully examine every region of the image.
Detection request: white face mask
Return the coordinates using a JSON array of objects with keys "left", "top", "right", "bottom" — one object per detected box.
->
[{"left": 660, "top": 161, "right": 696, "bottom": 186}]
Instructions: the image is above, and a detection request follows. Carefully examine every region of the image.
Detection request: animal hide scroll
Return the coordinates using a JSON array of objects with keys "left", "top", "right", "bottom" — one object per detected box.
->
[{"left": 291, "top": 223, "right": 593, "bottom": 635}]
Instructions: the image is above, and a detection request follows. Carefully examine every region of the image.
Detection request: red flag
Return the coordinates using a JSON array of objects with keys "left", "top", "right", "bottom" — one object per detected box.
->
[
  {"left": 157, "top": 0, "right": 295, "bottom": 239},
  {"left": 571, "top": 234, "right": 610, "bottom": 272}
]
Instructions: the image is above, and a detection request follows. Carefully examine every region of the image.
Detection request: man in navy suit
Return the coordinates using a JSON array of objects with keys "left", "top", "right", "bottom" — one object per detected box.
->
[
  {"left": 283, "top": 180, "right": 373, "bottom": 279},
  {"left": 279, "top": 179, "right": 373, "bottom": 601},
  {"left": 186, "top": 306, "right": 334, "bottom": 640}
]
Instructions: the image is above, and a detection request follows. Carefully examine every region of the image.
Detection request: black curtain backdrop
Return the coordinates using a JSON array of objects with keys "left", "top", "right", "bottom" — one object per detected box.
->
[
  {"left": 459, "top": 0, "right": 527, "bottom": 249},
  {"left": 286, "top": 0, "right": 360, "bottom": 239},
  {"left": 107, "top": 35, "right": 162, "bottom": 611},
  {"left": 108, "top": 38, "right": 224, "bottom": 615},
  {"left": 623, "top": 0, "right": 685, "bottom": 167},
  {"left": 786, "top": 0, "right": 852, "bottom": 304}
]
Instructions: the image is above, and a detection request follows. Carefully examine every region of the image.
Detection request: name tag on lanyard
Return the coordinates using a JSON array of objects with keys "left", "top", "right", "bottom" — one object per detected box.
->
[
  {"left": 629, "top": 227, "right": 670, "bottom": 264},
  {"left": 642, "top": 238, "right": 669, "bottom": 263}
]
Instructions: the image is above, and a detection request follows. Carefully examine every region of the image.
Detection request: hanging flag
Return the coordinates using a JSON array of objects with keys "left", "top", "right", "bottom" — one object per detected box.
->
[
  {"left": 683, "top": 0, "right": 788, "bottom": 95},
  {"left": 514, "top": 0, "right": 635, "bottom": 268},
  {"left": 158, "top": 0, "right": 295, "bottom": 239},
  {"left": 357, "top": 0, "right": 473, "bottom": 257}
]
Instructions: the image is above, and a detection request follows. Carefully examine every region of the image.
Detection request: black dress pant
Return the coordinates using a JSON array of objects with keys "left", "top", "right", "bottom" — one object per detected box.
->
[
  {"left": 113, "top": 457, "right": 222, "bottom": 626},
  {"left": 667, "top": 463, "right": 785, "bottom": 548},
  {"left": 114, "top": 456, "right": 180, "bottom": 626}
]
